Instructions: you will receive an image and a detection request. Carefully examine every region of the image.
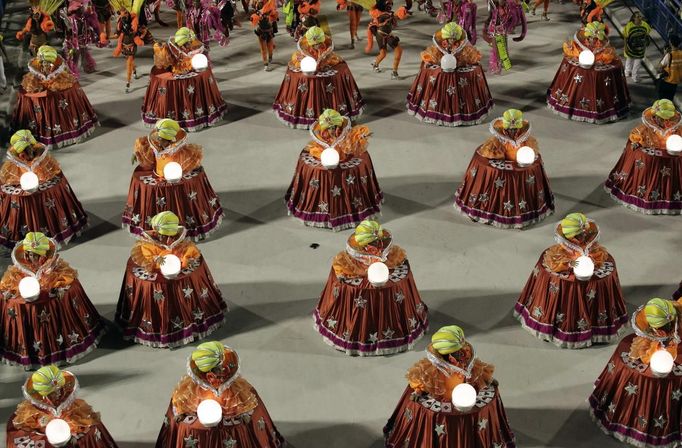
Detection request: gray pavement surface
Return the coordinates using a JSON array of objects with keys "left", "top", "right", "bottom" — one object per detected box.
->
[{"left": 0, "top": 0, "right": 680, "bottom": 447}]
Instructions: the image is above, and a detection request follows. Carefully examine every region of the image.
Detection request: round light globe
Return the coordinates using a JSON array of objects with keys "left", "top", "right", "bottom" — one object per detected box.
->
[
  {"left": 650, "top": 349, "right": 675, "bottom": 377},
  {"left": 197, "top": 399, "right": 223, "bottom": 427},
  {"left": 368, "top": 262, "right": 389, "bottom": 287},
  {"left": 666, "top": 134, "right": 682, "bottom": 155},
  {"left": 579, "top": 50, "right": 595, "bottom": 68},
  {"left": 301, "top": 56, "right": 317, "bottom": 75},
  {"left": 160, "top": 254, "right": 182, "bottom": 279},
  {"left": 163, "top": 161, "right": 183, "bottom": 183},
  {"left": 516, "top": 146, "right": 535, "bottom": 167},
  {"left": 191, "top": 53, "right": 209, "bottom": 72},
  {"left": 440, "top": 53, "right": 457, "bottom": 72},
  {"left": 320, "top": 148, "right": 340, "bottom": 169},
  {"left": 573, "top": 255, "right": 594, "bottom": 281},
  {"left": 20, "top": 171, "right": 39, "bottom": 193},
  {"left": 451, "top": 383, "right": 477, "bottom": 413},
  {"left": 19, "top": 276, "right": 41, "bottom": 301},
  {"left": 45, "top": 418, "right": 71, "bottom": 447}
]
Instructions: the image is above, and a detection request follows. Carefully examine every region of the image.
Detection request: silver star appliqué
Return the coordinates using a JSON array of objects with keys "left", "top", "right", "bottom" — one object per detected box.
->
[
  {"left": 434, "top": 424, "right": 446, "bottom": 436},
  {"left": 354, "top": 296, "right": 367, "bottom": 308},
  {"left": 383, "top": 328, "right": 395, "bottom": 339},
  {"left": 331, "top": 186, "right": 342, "bottom": 197},
  {"left": 624, "top": 383, "right": 638, "bottom": 396},
  {"left": 478, "top": 418, "right": 488, "bottom": 430},
  {"left": 326, "top": 318, "right": 337, "bottom": 329},
  {"left": 184, "top": 435, "right": 199, "bottom": 448},
  {"left": 494, "top": 178, "right": 506, "bottom": 188}
]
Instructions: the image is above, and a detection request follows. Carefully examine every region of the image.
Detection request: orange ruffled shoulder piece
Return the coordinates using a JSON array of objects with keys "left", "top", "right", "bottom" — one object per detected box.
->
[
  {"left": 307, "top": 125, "right": 371, "bottom": 160},
  {"left": 131, "top": 239, "right": 201, "bottom": 272},
  {"left": 171, "top": 376, "right": 259, "bottom": 418},
  {"left": 332, "top": 245, "right": 407, "bottom": 278},
  {"left": 134, "top": 136, "right": 156, "bottom": 169},
  {"left": 543, "top": 242, "right": 608, "bottom": 273},
  {"left": 629, "top": 112, "right": 682, "bottom": 149},
  {"left": 12, "top": 399, "right": 101, "bottom": 434},
  {"left": 22, "top": 58, "right": 76, "bottom": 93},
  {"left": 477, "top": 125, "right": 539, "bottom": 161},
  {"left": 0, "top": 147, "right": 61, "bottom": 185},
  {"left": 155, "top": 143, "right": 203, "bottom": 177},
  {"left": 153, "top": 42, "right": 174, "bottom": 70},
  {"left": 0, "top": 259, "right": 77, "bottom": 296},
  {"left": 629, "top": 303, "right": 682, "bottom": 363}
]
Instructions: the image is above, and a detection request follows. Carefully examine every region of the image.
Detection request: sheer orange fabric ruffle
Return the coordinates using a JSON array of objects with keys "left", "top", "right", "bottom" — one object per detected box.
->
[
  {"left": 420, "top": 32, "right": 481, "bottom": 66},
  {"left": 629, "top": 112, "right": 682, "bottom": 149},
  {"left": 153, "top": 40, "right": 202, "bottom": 74},
  {"left": 563, "top": 36, "right": 616, "bottom": 64},
  {"left": 130, "top": 240, "right": 201, "bottom": 272},
  {"left": 171, "top": 376, "right": 259, "bottom": 418},
  {"left": 0, "top": 147, "right": 61, "bottom": 185},
  {"left": 629, "top": 301, "right": 682, "bottom": 363},
  {"left": 307, "top": 125, "right": 370, "bottom": 161},
  {"left": 406, "top": 345, "right": 494, "bottom": 402},
  {"left": 12, "top": 399, "right": 101, "bottom": 433},
  {"left": 543, "top": 242, "right": 608, "bottom": 273},
  {"left": 332, "top": 245, "right": 406, "bottom": 278},
  {"left": 0, "top": 259, "right": 76, "bottom": 296},
  {"left": 289, "top": 37, "right": 343, "bottom": 70},
  {"left": 477, "top": 123, "right": 539, "bottom": 161},
  {"left": 134, "top": 137, "right": 203, "bottom": 176},
  {"left": 22, "top": 58, "right": 76, "bottom": 93}
]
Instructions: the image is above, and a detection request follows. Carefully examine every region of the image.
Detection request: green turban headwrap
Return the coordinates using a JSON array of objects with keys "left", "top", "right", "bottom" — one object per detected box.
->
[
  {"left": 155, "top": 118, "right": 180, "bottom": 141},
  {"left": 32, "top": 365, "right": 66, "bottom": 397},
  {"left": 37, "top": 45, "right": 58, "bottom": 63},
  {"left": 354, "top": 220, "right": 384, "bottom": 247},
  {"left": 305, "top": 26, "right": 325, "bottom": 45},
  {"left": 174, "top": 27, "right": 196, "bottom": 46},
  {"left": 652, "top": 99, "right": 676, "bottom": 120},
  {"left": 23, "top": 232, "right": 50, "bottom": 256},
  {"left": 431, "top": 325, "right": 465, "bottom": 355},
  {"left": 584, "top": 22, "right": 606, "bottom": 41},
  {"left": 560, "top": 213, "right": 589, "bottom": 239},
  {"left": 10, "top": 130, "right": 37, "bottom": 154},
  {"left": 151, "top": 211, "right": 180, "bottom": 236},
  {"left": 191, "top": 341, "right": 225, "bottom": 372},
  {"left": 441, "top": 22, "right": 463, "bottom": 40},
  {"left": 318, "top": 109, "right": 344, "bottom": 131},
  {"left": 502, "top": 109, "right": 524, "bottom": 129},
  {"left": 645, "top": 298, "right": 677, "bottom": 329}
]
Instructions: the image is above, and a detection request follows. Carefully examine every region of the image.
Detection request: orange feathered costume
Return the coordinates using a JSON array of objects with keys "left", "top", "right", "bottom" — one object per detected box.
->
[
  {"left": 306, "top": 120, "right": 371, "bottom": 162},
  {"left": 0, "top": 244, "right": 76, "bottom": 295},
  {"left": 477, "top": 120, "right": 539, "bottom": 161},
  {"left": 629, "top": 110, "right": 682, "bottom": 149},
  {"left": 629, "top": 300, "right": 682, "bottom": 364},
  {"left": 21, "top": 56, "right": 76, "bottom": 93},
  {"left": 543, "top": 222, "right": 608, "bottom": 273},
  {"left": 563, "top": 30, "right": 616, "bottom": 65},
  {"left": 131, "top": 233, "right": 200, "bottom": 273},
  {"left": 420, "top": 31, "right": 481, "bottom": 67},
  {"left": 289, "top": 36, "right": 343, "bottom": 70},
  {"left": 0, "top": 144, "right": 61, "bottom": 185},
  {"left": 153, "top": 39, "right": 204, "bottom": 75},
  {"left": 134, "top": 130, "right": 203, "bottom": 178}
]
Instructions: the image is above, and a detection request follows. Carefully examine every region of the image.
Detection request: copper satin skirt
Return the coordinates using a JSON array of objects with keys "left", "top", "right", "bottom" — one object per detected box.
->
[{"left": 7, "top": 417, "right": 118, "bottom": 448}]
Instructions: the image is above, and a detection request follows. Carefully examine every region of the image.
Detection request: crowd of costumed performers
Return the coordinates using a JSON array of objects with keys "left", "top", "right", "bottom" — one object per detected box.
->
[
  {"left": 365, "top": 0, "right": 409, "bottom": 80},
  {"left": 406, "top": 22, "right": 493, "bottom": 127},
  {"left": 284, "top": 109, "right": 382, "bottom": 230},
  {"left": 123, "top": 119, "right": 224, "bottom": 239},
  {"left": 11, "top": 44, "right": 99, "bottom": 149},
  {"left": 7, "top": 365, "right": 119, "bottom": 447},
  {"left": 0, "top": 232, "right": 105, "bottom": 369},
  {"left": 110, "top": 0, "right": 154, "bottom": 93},
  {"left": 589, "top": 297, "right": 682, "bottom": 447},
  {"left": 313, "top": 220, "right": 429, "bottom": 356},
  {"left": 605, "top": 99, "right": 682, "bottom": 215},
  {"left": 115, "top": 211, "right": 228, "bottom": 348},
  {"left": 383, "top": 325, "right": 516, "bottom": 447},
  {"left": 454, "top": 109, "right": 554, "bottom": 229},
  {"left": 155, "top": 341, "right": 286, "bottom": 447},
  {"left": 547, "top": 21, "right": 630, "bottom": 124},
  {"left": 482, "top": 0, "right": 526, "bottom": 75},
  {"left": 0, "top": 130, "right": 88, "bottom": 249},
  {"left": 58, "top": 0, "right": 108, "bottom": 79},
  {"left": 515, "top": 213, "right": 628, "bottom": 349},
  {"left": 273, "top": 26, "right": 364, "bottom": 129}
]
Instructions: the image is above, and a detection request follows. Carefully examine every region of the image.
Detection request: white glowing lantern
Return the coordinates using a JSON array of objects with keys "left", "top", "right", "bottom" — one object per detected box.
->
[
  {"left": 163, "top": 162, "right": 183, "bottom": 183},
  {"left": 45, "top": 418, "right": 72, "bottom": 447},
  {"left": 191, "top": 53, "right": 209, "bottom": 72},
  {"left": 440, "top": 53, "right": 457, "bottom": 72},
  {"left": 666, "top": 135, "right": 682, "bottom": 155},
  {"left": 573, "top": 255, "right": 594, "bottom": 281},
  {"left": 516, "top": 146, "right": 535, "bottom": 167},
  {"left": 160, "top": 254, "right": 182, "bottom": 279},
  {"left": 19, "top": 276, "right": 41, "bottom": 301},
  {"left": 367, "top": 262, "right": 389, "bottom": 287},
  {"left": 320, "top": 148, "right": 340, "bottom": 169},
  {"left": 578, "top": 50, "right": 595, "bottom": 69},
  {"left": 197, "top": 399, "right": 223, "bottom": 427},
  {"left": 300, "top": 56, "right": 317, "bottom": 75},
  {"left": 451, "top": 383, "right": 477, "bottom": 413},
  {"left": 20, "top": 171, "right": 39, "bottom": 193},
  {"left": 650, "top": 349, "right": 675, "bottom": 377}
]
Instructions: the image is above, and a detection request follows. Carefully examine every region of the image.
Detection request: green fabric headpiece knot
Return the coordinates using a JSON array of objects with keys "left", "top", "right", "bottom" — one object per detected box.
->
[
  {"left": 305, "top": 26, "right": 325, "bottom": 45},
  {"left": 441, "top": 22, "right": 463, "bottom": 40},
  {"left": 502, "top": 109, "right": 523, "bottom": 129},
  {"left": 652, "top": 99, "right": 676, "bottom": 120}
]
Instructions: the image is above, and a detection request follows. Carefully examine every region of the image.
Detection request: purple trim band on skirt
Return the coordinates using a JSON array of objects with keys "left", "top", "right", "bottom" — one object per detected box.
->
[
  {"left": 0, "top": 214, "right": 88, "bottom": 250},
  {"left": 312, "top": 308, "right": 428, "bottom": 354},
  {"left": 273, "top": 102, "right": 365, "bottom": 129},
  {"left": 118, "top": 309, "right": 226, "bottom": 347},
  {"left": 454, "top": 196, "right": 554, "bottom": 227},
  {"left": 547, "top": 94, "right": 629, "bottom": 124},
  {"left": 122, "top": 207, "right": 224, "bottom": 240},
  {"left": 406, "top": 95, "right": 494, "bottom": 126},
  {"left": 285, "top": 192, "right": 383, "bottom": 231},
  {"left": 142, "top": 103, "right": 227, "bottom": 131},
  {"left": 604, "top": 180, "right": 682, "bottom": 214},
  {"left": 35, "top": 118, "right": 98, "bottom": 148}
]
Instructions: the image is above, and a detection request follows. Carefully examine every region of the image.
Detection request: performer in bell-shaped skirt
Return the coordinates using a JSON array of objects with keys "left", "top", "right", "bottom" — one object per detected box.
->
[
  {"left": 454, "top": 109, "right": 554, "bottom": 229},
  {"left": 314, "top": 220, "right": 429, "bottom": 355},
  {"left": 605, "top": 99, "right": 682, "bottom": 215},
  {"left": 0, "top": 130, "right": 89, "bottom": 249},
  {"left": 273, "top": 26, "right": 364, "bottom": 129},
  {"left": 6, "top": 366, "right": 119, "bottom": 447},
  {"left": 515, "top": 213, "right": 628, "bottom": 348},
  {"left": 406, "top": 22, "right": 493, "bottom": 127},
  {"left": 547, "top": 22, "right": 630, "bottom": 123},
  {"left": 115, "top": 211, "right": 227, "bottom": 348},
  {"left": 285, "top": 109, "right": 382, "bottom": 230},
  {"left": 11, "top": 45, "right": 98, "bottom": 149},
  {"left": 383, "top": 326, "right": 516, "bottom": 447},
  {"left": 589, "top": 298, "right": 682, "bottom": 448},
  {"left": 155, "top": 341, "right": 285, "bottom": 447},
  {"left": 0, "top": 232, "right": 105, "bottom": 369},
  {"left": 122, "top": 119, "right": 224, "bottom": 240},
  {"left": 142, "top": 27, "right": 227, "bottom": 131}
]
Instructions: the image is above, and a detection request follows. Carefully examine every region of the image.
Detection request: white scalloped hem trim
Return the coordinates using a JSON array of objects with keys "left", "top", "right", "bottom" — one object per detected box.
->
[
  {"left": 589, "top": 408, "right": 680, "bottom": 448},
  {"left": 453, "top": 202, "right": 555, "bottom": 230},
  {"left": 119, "top": 314, "right": 227, "bottom": 349},
  {"left": 546, "top": 104, "right": 629, "bottom": 125},
  {"left": 603, "top": 185, "right": 682, "bottom": 215}
]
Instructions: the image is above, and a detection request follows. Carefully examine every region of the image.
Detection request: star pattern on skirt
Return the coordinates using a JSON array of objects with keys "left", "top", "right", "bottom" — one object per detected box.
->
[
  {"left": 672, "top": 389, "right": 682, "bottom": 400},
  {"left": 368, "top": 332, "right": 378, "bottom": 343},
  {"left": 661, "top": 166, "right": 672, "bottom": 176},
  {"left": 654, "top": 415, "right": 667, "bottom": 429},
  {"left": 494, "top": 177, "right": 506, "bottom": 188},
  {"left": 354, "top": 296, "right": 367, "bottom": 309},
  {"left": 326, "top": 317, "right": 337, "bottom": 329},
  {"left": 184, "top": 435, "right": 199, "bottom": 448},
  {"left": 624, "top": 383, "right": 638, "bottom": 396},
  {"left": 478, "top": 418, "right": 488, "bottom": 431},
  {"left": 331, "top": 186, "right": 342, "bottom": 197},
  {"left": 526, "top": 175, "right": 535, "bottom": 185},
  {"left": 434, "top": 424, "right": 446, "bottom": 436},
  {"left": 383, "top": 328, "right": 395, "bottom": 339}
]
